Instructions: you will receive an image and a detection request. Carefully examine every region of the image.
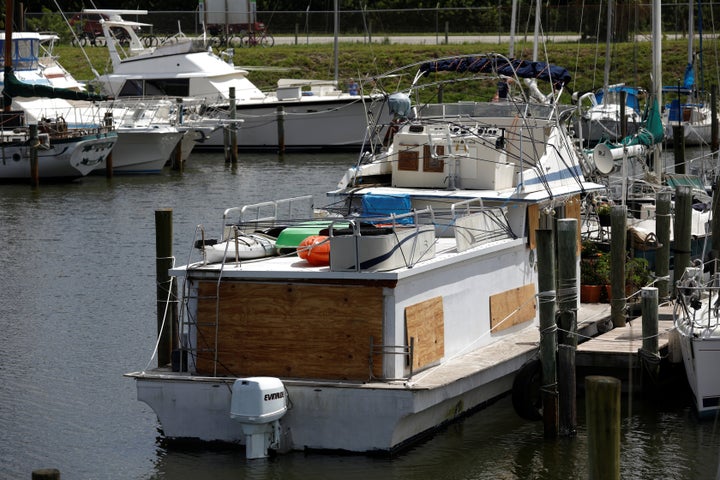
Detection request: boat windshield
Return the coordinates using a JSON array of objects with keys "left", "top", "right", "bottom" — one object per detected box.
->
[{"left": 0, "top": 38, "right": 40, "bottom": 71}]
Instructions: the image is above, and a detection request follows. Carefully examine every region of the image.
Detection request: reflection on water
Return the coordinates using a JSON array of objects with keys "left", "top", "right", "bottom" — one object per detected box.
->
[{"left": 0, "top": 151, "right": 719, "bottom": 479}]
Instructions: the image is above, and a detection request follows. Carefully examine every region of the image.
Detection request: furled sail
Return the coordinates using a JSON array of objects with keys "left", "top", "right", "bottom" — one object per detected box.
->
[{"left": 1, "top": 66, "right": 108, "bottom": 107}]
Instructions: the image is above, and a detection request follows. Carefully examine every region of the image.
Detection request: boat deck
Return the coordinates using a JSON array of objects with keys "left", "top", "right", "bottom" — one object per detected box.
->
[{"left": 174, "top": 236, "right": 518, "bottom": 281}]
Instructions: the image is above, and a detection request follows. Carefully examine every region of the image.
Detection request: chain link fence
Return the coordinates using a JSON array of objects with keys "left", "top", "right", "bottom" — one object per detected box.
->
[{"left": 23, "top": 4, "right": 718, "bottom": 44}]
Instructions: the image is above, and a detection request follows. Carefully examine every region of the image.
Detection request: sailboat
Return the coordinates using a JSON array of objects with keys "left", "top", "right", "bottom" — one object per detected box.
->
[
  {"left": 661, "top": 0, "right": 718, "bottom": 147},
  {"left": 573, "top": 0, "right": 644, "bottom": 147},
  {"left": 0, "top": 2, "right": 117, "bottom": 182}
]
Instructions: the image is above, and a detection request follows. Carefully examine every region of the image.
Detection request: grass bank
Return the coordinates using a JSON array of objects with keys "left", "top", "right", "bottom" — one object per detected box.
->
[{"left": 55, "top": 38, "right": 717, "bottom": 104}]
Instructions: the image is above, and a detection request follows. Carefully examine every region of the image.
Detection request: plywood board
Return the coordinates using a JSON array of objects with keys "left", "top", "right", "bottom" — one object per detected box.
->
[
  {"left": 405, "top": 296, "right": 444, "bottom": 370},
  {"left": 195, "top": 281, "right": 384, "bottom": 380},
  {"left": 527, "top": 203, "right": 539, "bottom": 249},
  {"left": 489, "top": 284, "right": 536, "bottom": 332},
  {"left": 398, "top": 150, "right": 419, "bottom": 171},
  {"left": 564, "top": 195, "right": 582, "bottom": 255}
]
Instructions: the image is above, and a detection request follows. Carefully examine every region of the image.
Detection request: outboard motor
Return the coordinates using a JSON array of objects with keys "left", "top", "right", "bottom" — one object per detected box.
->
[{"left": 230, "top": 377, "right": 287, "bottom": 459}]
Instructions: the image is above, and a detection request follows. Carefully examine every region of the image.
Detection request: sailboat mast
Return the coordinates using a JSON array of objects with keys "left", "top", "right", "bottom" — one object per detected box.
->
[
  {"left": 3, "top": 0, "right": 14, "bottom": 112},
  {"left": 603, "top": 0, "right": 613, "bottom": 99},
  {"left": 333, "top": 0, "right": 338, "bottom": 86},
  {"left": 532, "top": 0, "right": 540, "bottom": 61},
  {"left": 652, "top": 0, "right": 663, "bottom": 175},
  {"left": 688, "top": 0, "right": 694, "bottom": 65},
  {"left": 509, "top": 0, "right": 518, "bottom": 58}
]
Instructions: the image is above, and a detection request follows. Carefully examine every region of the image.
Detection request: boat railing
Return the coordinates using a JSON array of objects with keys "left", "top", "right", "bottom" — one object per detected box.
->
[
  {"left": 676, "top": 268, "right": 720, "bottom": 331},
  {"left": 325, "top": 207, "right": 436, "bottom": 272},
  {"left": 222, "top": 195, "right": 314, "bottom": 239},
  {"left": 369, "top": 336, "right": 414, "bottom": 381},
  {"left": 450, "top": 198, "right": 515, "bottom": 252}
]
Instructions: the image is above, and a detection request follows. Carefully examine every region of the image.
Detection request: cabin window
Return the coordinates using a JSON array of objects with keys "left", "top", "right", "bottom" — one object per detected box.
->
[
  {"left": 144, "top": 79, "right": 190, "bottom": 97},
  {"left": 119, "top": 80, "right": 143, "bottom": 97},
  {"left": 118, "top": 78, "right": 190, "bottom": 97}
]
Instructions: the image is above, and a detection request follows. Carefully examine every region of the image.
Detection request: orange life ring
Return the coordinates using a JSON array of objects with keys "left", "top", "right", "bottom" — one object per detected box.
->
[{"left": 297, "top": 235, "right": 330, "bottom": 266}]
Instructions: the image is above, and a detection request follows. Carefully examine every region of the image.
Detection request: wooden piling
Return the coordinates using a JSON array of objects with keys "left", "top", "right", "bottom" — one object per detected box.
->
[
  {"left": 105, "top": 151, "right": 113, "bottom": 178},
  {"left": 155, "top": 209, "right": 176, "bottom": 368},
  {"left": 557, "top": 219, "right": 578, "bottom": 347},
  {"left": 32, "top": 469, "right": 60, "bottom": 480},
  {"left": 276, "top": 106, "right": 285, "bottom": 154},
  {"left": 229, "top": 87, "right": 237, "bottom": 164},
  {"left": 536, "top": 228, "right": 558, "bottom": 438},
  {"left": 558, "top": 344, "right": 576, "bottom": 436},
  {"left": 656, "top": 191, "right": 671, "bottom": 300},
  {"left": 640, "top": 287, "right": 660, "bottom": 390},
  {"left": 674, "top": 185, "right": 693, "bottom": 294},
  {"left": 29, "top": 123, "right": 39, "bottom": 188},
  {"left": 586, "top": 376, "right": 621, "bottom": 480},
  {"left": 557, "top": 219, "right": 578, "bottom": 437},
  {"left": 610, "top": 205, "right": 627, "bottom": 327},
  {"left": 171, "top": 98, "right": 184, "bottom": 171},
  {"left": 672, "top": 125, "right": 685, "bottom": 174}
]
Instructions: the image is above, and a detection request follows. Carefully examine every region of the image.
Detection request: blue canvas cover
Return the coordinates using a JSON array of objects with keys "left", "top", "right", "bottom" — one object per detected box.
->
[{"left": 361, "top": 194, "right": 413, "bottom": 224}]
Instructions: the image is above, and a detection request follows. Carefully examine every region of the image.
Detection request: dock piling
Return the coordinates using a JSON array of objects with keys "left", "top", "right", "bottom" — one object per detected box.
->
[
  {"left": 557, "top": 218, "right": 578, "bottom": 436},
  {"left": 639, "top": 287, "right": 660, "bottom": 389},
  {"left": 655, "top": 192, "right": 671, "bottom": 301},
  {"left": 610, "top": 205, "right": 627, "bottom": 327},
  {"left": 32, "top": 469, "right": 60, "bottom": 480},
  {"left": 29, "top": 123, "right": 39, "bottom": 188},
  {"left": 672, "top": 125, "right": 685, "bottom": 174},
  {"left": 277, "top": 106, "right": 286, "bottom": 154},
  {"left": 586, "top": 376, "right": 621, "bottom": 480},
  {"left": 536, "top": 228, "right": 558, "bottom": 438},
  {"left": 155, "top": 209, "right": 176, "bottom": 368}
]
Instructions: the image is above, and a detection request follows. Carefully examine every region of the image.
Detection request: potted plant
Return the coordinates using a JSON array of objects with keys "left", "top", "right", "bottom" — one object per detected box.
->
[
  {"left": 580, "top": 252, "right": 611, "bottom": 303},
  {"left": 596, "top": 203, "right": 612, "bottom": 227}
]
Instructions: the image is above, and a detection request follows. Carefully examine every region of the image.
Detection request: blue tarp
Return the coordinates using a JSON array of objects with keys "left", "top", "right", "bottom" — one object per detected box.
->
[
  {"left": 418, "top": 56, "right": 571, "bottom": 89},
  {"left": 594, "top": 85, "right": 641, "bottom": 112},
  {"left": 361, "top": 194, "right": 413, "bottom": 224}
]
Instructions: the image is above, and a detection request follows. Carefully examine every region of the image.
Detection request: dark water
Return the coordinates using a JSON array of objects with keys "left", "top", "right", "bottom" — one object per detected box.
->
[{"left": 1, "top": 151, "right": 719, "bottom": 479}]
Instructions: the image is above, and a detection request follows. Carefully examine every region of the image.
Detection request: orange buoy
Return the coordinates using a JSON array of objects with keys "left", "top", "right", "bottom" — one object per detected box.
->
[{"left": 297, "top": 235, "right": 330, "bottom": 266}]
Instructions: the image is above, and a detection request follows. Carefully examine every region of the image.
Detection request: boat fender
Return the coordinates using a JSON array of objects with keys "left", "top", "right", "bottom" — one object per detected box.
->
[
  {"left": 298, "top": 235, "right": 330, "bottom": 266},
  {"left": 511, "top": 359, "right": 542, "bottom": 421}
]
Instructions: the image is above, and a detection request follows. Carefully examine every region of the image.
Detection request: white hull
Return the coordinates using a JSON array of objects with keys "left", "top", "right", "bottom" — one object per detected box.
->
[
  {"left": 664, "top": 118, "right": 714, "bottom": 147},
  {"left": 0, "top": 131, "right": 117, "bottom": 181},
  {"left": 195, "top": 98, "right": 381, "bottom": 151},
  {"left": 674, "top": 268, "right": 720, "bottom": 417},
  {"left": 94, "top": 127, "right": 183, "bottom": 174},
  {"left": 133, "top": 323, "right": 537, "bottom": 452},
  {"left": 676, "top": 325, "right": 720, "bottom": 417}
]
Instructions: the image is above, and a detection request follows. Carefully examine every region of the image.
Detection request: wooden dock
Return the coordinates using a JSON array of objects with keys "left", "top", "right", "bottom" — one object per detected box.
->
[{"left": 575, "top": 302, "right": 677, "bottom": 370}]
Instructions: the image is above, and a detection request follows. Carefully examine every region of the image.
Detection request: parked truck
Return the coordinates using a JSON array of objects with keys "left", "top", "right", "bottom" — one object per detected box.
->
[{"left": 200, "top": 0, "right": 262, "bottom": 35}]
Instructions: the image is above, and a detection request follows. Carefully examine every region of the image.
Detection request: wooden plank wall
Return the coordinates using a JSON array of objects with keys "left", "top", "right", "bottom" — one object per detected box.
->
[{"left": 195, "top": 281, "right": 385, "bottom": 380}]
